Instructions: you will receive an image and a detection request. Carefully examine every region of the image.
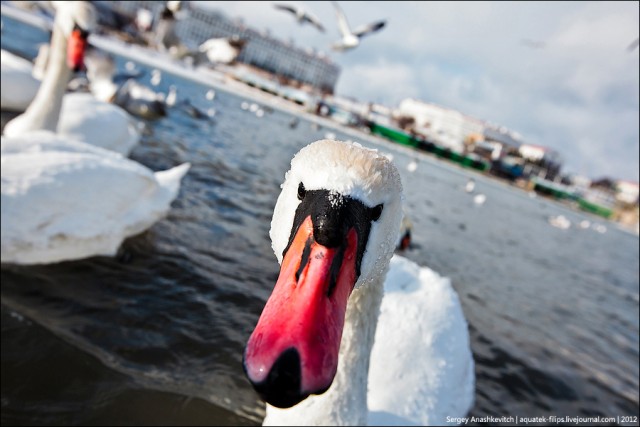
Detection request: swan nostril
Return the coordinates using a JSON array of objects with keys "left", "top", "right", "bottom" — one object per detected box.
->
[
  {"left": 314, "top": 215, "right": 346, "bottom": 248},
  {"left": 247, "top": 348, "right": 308, "bottom": 408}
]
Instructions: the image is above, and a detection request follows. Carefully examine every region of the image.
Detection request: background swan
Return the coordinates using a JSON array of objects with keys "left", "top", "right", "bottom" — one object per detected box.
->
[
  {"left": 244, "top": 139, "right": 474, "bottom": 425},
  {"left": 84, "top": 50, "right": 168, "bottom": 120},
  {"left": 0, "top": 131, "right": 190, "bottom": 265},
  {"left": 1, "top": 42, "right": 85, "bottom": 111},
  {"left": 0, "top": 49, "right": 40, "bottom": 112},
  {"left": 2, "top": 2, "right": 140, "bottom": 157}
]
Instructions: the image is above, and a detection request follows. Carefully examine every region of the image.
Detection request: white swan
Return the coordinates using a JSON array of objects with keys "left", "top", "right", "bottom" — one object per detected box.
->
[
  {"left": 83, "top": 50, "right": 168, "bottom": 120},
  {"left": 464, "top": 178, "right": 476, "bottom": 193},
  {"left": 0, "top": 131, "right": 190, "bottom": 265},
  {"left": 2, "top": 2, "right": 140, "bottom": 157},
  {"left": 243, "top": 139, "right": 475, "bottom": 425},
  {"left": 1, "top": 42, "right": 87, "bottom": 111},
  {"left": 473, "top": 193, "right": 486, "bottom": 206},
  {"left": 0, "top": 49, "right": 40, "bottom": 112},
  {"left": 548, "top": 214, "right": 571, "bottom": 230}
]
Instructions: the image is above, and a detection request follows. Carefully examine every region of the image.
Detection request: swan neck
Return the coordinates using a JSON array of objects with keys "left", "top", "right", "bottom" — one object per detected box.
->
[
  {"left": 22, "top": 21, "right": 72, "bottom": 132},
  {"left": 264, "top": 274, "right": 385, "bottom": 426},
  {"left": 331, "top": 277, "right": 385, "bottom": 423}
]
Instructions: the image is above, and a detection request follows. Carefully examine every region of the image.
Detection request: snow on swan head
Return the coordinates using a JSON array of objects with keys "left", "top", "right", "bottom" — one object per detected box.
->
[{"left": 243, "top": 139, "right": 403, "bottom": 408}]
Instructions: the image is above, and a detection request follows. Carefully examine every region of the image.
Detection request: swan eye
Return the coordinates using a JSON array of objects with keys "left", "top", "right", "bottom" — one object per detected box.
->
[
  {"left": 297, "top": 182, "right": 306, "bottom": 200},
  {"left": 371, "top": 204, "right": 383, "bottom": 221}
]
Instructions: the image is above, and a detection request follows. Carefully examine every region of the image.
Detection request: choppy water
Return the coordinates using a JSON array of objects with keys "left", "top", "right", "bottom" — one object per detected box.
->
[{"left": 2, "top": 12, "right": 639, "bottom": 426}]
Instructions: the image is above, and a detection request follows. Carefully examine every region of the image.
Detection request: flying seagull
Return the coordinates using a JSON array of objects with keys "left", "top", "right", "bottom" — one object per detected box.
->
[
  {"left": 272, "top": 2, "right": 325, "bottom": 33},
  {"left": 331, "top": 1, "right": 386, "bottom": 51}
]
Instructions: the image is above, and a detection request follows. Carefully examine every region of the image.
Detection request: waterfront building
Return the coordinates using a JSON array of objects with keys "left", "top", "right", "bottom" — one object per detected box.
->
[
  {"left": 518, "top": 143, "right": 563, "bottom": 181},
  {"left": 105, "top": 1, "right": 340, "bottom": 94},
  {"left": 396, "top": 98, "right": 485, "bottom": 153},
  {"left": 615, "top": 180, "right": 640, "bottom": 206},
  {"left": 613, "top": 180, "right": 640, "bottom": 232}
]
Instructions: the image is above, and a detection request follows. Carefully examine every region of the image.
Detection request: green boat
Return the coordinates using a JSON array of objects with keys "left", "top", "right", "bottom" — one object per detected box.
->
[{"left": 368, "top": 122, "right": 489, "bottom": 172}]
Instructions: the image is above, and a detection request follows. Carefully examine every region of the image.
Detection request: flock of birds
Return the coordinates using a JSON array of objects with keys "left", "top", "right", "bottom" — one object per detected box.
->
[
  {"left": 1, "top": 2, "right": 476, "bottom": 427},
  {"left": 547, "top": 214, "right": 608, "bottom": 233},
  {"left": 149, "top": 1, "right": 389, "bottom": 58},
  {"left": 273, "top": 1, "right": 387, "bottom": 52}
]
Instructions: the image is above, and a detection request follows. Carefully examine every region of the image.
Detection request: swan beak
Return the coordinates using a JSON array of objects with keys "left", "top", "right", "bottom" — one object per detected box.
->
[
  {"left": 243, "top": 216, "right": 358, "bottom": 408},
  {"left": 67, "top": 27, "right": 89, "bottom": 72}
]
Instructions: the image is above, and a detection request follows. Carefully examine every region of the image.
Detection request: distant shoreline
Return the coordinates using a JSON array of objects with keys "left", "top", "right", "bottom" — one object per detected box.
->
[{"left": 1, "top": 3, "right": 637, "bottom": 237}]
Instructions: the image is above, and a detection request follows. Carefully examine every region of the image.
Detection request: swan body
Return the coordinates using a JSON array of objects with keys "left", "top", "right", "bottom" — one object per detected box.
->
[
  {"left": 548, "top": 214, "right": 570, "bottom": 230},
  {"left": 367, "top": 255, "right": 475, "bottom": 426},
  {"left": 0, "top": 49, "right": 40, "bottom": 112},
  {"left": 473, "top": 193, "right": 486, "bottom": 205},
  {"left": 0, "top": 131, "right": 190, "bottom": 265},
  {"left": 2, "top": 2, "right": 141, "bottom": 157},
  {"left": 85, "top": 50, "right": 168, "bottom": 120},
  {"left": 244, "top": 140, "right": 474, "bottom": 426},
  {"left": 57, "top": 92, "right": 141, "bottom": 155},
  {"left": 464, "top": 178, "right": 475, "bottom": 193},
  {"left": 1, "top": 2, "right": 188, "bottom": 266}
]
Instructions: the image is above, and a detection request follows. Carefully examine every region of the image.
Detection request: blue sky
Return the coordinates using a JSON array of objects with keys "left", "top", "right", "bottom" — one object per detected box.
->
[{"left": 199, "top": 1, "right": 639, "bottom": 182}]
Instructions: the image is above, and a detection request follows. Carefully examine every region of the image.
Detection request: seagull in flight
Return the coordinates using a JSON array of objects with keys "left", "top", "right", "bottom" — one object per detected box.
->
[
  {"left": 272, "top": 2, "right": 325, "bottom": 33},
  {"left": 331, "top": 1, "right": 386, "bottom": 51}
]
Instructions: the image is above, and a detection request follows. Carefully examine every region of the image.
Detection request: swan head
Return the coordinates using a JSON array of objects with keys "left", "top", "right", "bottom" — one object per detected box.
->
[
  {"left": 52, "top": 1, "right": 97, "bottom": 71},
  {"left": 53, "top": 1, "right": 97, "bottom": 33},
  {"left": 243, "top": 139, "right": 403, "bottom": 408}
]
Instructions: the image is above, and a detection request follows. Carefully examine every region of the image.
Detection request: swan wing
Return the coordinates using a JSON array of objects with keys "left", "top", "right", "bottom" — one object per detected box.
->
[
  {"left": 1, "top": 134, "right": 189, "bottom": 265},
  {"left": 0, "top": 49, "right": 34, "bottom": 72},
  {"left": 57, "top": 93, "right": 140, "bottom": 156},
  {"left": 0, "top": 50, "right": 40, "bottom": 112}
]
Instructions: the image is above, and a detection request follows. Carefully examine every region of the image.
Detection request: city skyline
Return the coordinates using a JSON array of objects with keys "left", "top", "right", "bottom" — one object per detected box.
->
[{"left": 200, "top": 1, "right": 640, "bottom": 183}]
